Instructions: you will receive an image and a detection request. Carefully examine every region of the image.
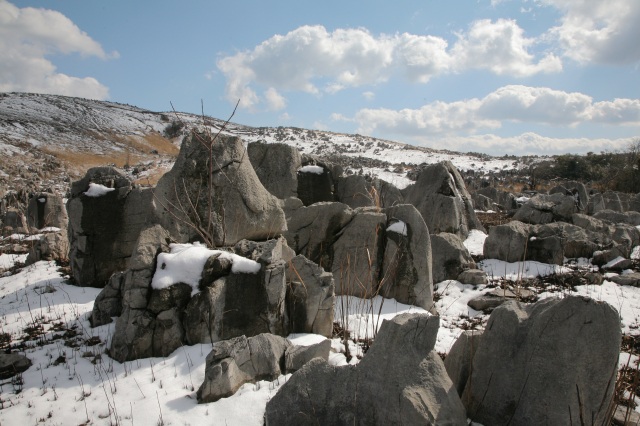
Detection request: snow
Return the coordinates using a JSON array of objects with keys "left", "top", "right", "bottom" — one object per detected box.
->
[
  {"left": 478, "top": 259, "right": 570, "bottom": 280},
  {"left": 151, "top": 243, "right": 261, "bottom": 294},
  {"left": 83, "top": 182, "right": 115, "bottom": 197},
  {"left": 604, "top": 256, "right": 628, "bottom": 269},
  {"left": 0, "top": 253, "right": 27, "bottom": 270},
  {"left": 464, "top": 229, "right": 487, "bottom": 256},
  {"left": 386, "top": 220, "right": 407, "bottom": 236},
  {"left": 298, "top": 165, "right": 324, "bottom": 174},
  {"left": 630, "top": 246, "right": 640, "bottom": 260}
]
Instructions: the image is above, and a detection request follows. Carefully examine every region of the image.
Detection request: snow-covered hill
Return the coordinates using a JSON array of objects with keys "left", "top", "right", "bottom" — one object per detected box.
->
[{"left": 0, "top": 92, "right": 526, "bottom": 193}]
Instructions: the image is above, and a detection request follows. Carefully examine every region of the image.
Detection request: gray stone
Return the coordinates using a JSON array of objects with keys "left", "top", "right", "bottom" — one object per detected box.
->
[
  {"left": 286, "top": 255, "right": 335, "bottom": 337},
  {"left": 284, "top": 202, "right": 353, "bottom": 265},
  {"left": 248, "top": 141, "right": 302, "bottom": 199},
  {"left": 26, "top": 193, "right": 68, "bottom": 230},
  {"left": 284, "top": 340, "right": 331, "bottom": 373},
  {"left": 265, "top": 314, "right": 467, "bottom": 425},
  {"left": 431, "top": 232, "right": 475, "bottom": 284},
  {"left": 331, "top": 210, "right": 386, "bottom": 298},
  {"left": 297, "top": 162, "right": 334, "bottom": 206},
  {"left": 483, "top": 220, "right": 531, "bottom": 263},
  {"left": 589, "top": 191, "right": 624, "bottom": 214},
  {"left": 403, "top": 161, "right": 483, "bottom": 239},
  {"left": 0, "top": 352, "right": 32, "bottom": 379},
  {"left": 381, "top": 204, "right": 433, "bottom": 309},
  {"left": 197, "top": 333, "right": 291, "bottom": 403},
  {"left": 90, "top": 271, "right": 125, "bottom": 327},
  {"left": 457, "top": 269, "right": 488, "bottom": 285},
  {"left": 183, "top": 280, "right": 226, "bottom": 344},
  {"left": 153, "top": 133, "right": 286, "bottom": 246},
  {"left": 109, "top": 308, "right": 156, "bottom": 362},
  {"left": 472, "top": 193, "right": 493, "bottom": 211},
  {"left": 513, "top": 192, "right": 577, "bottom": 224},
  {"left": 594, "top": 209, "right": 640, "bottom": 226},
  {"left": 476, "top": 187, "right": 517, "bottom": 211},
  {"left": 444, "top": 330, "right": 483, "bottom": 396},
  {"left": 609, "top": 273, "right": 640, "bottom": 287},
  {"left": 3, "top": 209, "right": 28, "bottom": 232},
  {"left": 463, "top": 296, "right": 620, "bottom": 426},
  {"left": 25, "top": 230, "right": 69, "bottom": 265},
  {"left": 67, "top": 168, "right": 154, "bottom": 287},
  {"left": 335, "top": 175, "right": 403, "bottom": 209},
  {"left": 613, "top": 405, "right": 640, "bottom": 425},
  {"left": 549, "top": 180, "right": 589, "bottom": 212}
]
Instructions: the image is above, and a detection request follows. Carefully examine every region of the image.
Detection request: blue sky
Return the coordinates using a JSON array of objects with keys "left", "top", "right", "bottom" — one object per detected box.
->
[{"left": 1, "top": 0, "right": 639, "bottom": 155}]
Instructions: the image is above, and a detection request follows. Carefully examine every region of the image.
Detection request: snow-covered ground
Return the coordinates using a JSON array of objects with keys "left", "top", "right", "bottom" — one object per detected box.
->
[{"left": 0, "top": 230, "right": 639, "bottom": 424}]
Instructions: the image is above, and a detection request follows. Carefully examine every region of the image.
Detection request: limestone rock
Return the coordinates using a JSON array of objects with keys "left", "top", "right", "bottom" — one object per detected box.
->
[
  {"left": 0, "top": 352, "right": 32, "bottom": 379},
  {"left": 26, "top": 193, "right": 68, "bottom": 230},
  {"left": 265, "top": 314, "right": 467, "bottom": 425},
  {"left": 335, "top": 175, "right": 403, "bottom": 209},
  {"left": 153, "top": 133, "right": 286, "bottom": 246},
  {"left": 513, "top": 192, "right": 577, "bottom": 224},
  {"left": 463, "top": 296, "right": 620, "bottom": 426},
  {"left": 403, "top": 161, "right": 483, "bottom": 239},
  {"left": 284, "top": 340, "right": 331, "bottom": 373},
  {"left": 431, "top": 232, "right": 475, "bottom": 284},
  {"left": 444, "top": 330, "right": 483, "bottom": 396},
  {"left": 248, "top": 141, "right": 301, "bottom": 199},
  {"left": 483, "top": 221, "right": 530, "bottom": 263},
  {"left": 297, "top": 162, "right": 334, "bottom": 206}
]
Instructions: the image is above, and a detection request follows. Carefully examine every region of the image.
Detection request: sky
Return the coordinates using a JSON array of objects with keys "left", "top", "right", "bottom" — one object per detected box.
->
[{"left": 1, "top": 0, "right": 639, "bottom": 156}]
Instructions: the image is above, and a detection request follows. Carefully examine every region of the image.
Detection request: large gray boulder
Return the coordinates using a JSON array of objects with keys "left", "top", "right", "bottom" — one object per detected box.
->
[
  {"left": 153, "top": 132, "right": 286, "bottom": 246},
  {"left": 463, "top": 297, "right": 620, "bottom": 426},
  {"left": 483, "top": 220, "right": 530, "bottom": 263},
  {"left": 588, "top": 190, "right": 624, "bottom": 214},
  {"left": 381, "top": 204, "right": 433, "bottom": 309},
  {"left": 247, "top": 141, "right": 301, "bottom": 199},
  {"left": 331, "top": 209, "right": 386, "bottom": 298},
  {"left": 594, "top": 209, "right": 640, "bottom": 226},
  {"left": 67, "top": 167, "right": 154, "bottom": 287},
  {"left": 549, "top": 180, "right": 588, "bottom": 212},
  {"left": 296, "top": 162, "right": 334, "bottom": 206},
  {"left": 403, "top": 161, "right": 483, "bottom": 239},
  {"left": 286, "top": 255, "right": 335, "bottom": 337},
  {"left": 265, "top": 314, "right": 467, "bottom": 425},
  {"left": 284, "top": 202, "right": 353, "bottom": 265},
  {"left": 197, "top": 334, "right": 291, "bottom": 403},
  {"left": 444, "top": 330, "right": 483, "bottom": 396},
  {"left": 25, "top": 229, "right": 69, "bottom": 265},
  {"left": 430, "top": 232, "right": 475, "bottom": 284},
  {"left": 476, "top": 187, "right": 517, "bottom": 211},
  {"left": 513, "top": 192, "right": 577, "bottom": 224},
  {"left": 335, "top": 175, "right": 403, "bottom": 209},
  {"left": 26, "top": 193, "right": 68, "bottom": 230}
]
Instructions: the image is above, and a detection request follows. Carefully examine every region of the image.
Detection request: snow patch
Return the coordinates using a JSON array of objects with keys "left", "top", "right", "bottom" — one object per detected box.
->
[
  {"left": 386, "top": 220, "right": 407, "bottom": 236},
  {"left": 298, "top": 165, "right": 324, "bottom": 174},
  {"left": 151, "top": 243, "right": 261, "bottom": 294},
  {"left": 464, "top": 229, "right": 487, "bottom": 256},
  {"left": 84, "top": 182, "right": 115, "bottom": 197}
]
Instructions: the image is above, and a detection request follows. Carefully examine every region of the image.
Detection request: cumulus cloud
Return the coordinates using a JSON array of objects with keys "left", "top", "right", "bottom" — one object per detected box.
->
[
  {"left": 264, "top": 87, "right": 286, "bottom": 111},
  {"left": 0, "top": 0, "right": 113, "bottom": 99},
  {"left": 426, "top": 133, "right": 634, "bottom": 156},
  {"left": 352, "top": 85, "right": 640, "bottom": 135},
  {"left": 545, "top": 0, "right": 640, "bottom": 64},
  {"left": 216, "top": 22, "right": 559, "bottom": 109}
]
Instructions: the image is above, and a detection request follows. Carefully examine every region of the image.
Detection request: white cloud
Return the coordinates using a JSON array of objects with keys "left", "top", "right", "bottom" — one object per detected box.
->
[
  {"left": 217, "top": 23, "right": 559, "bottom": 109},
  {"left": 362, "top": 91, "right": 375, "bottom": 101},
  {"left": 450, "top": 19, "right": 562, "bottom": 76},
  {"left": 264, "top": 87, "right": 286, "bottom": 111},
  {"left": 279, "top": 112, "right": 291, "bottom": 121},
  {"left": 425, "top": 133, "right": 634, "bottom": 156},
  {"left": 352, "top": 85, "right": 640, "bottom": 136},
  {"left": 545, "top": 0, "right": 640, "bottom": 64},
  {"left": 0, "top": 1, "right": 113, "bottom": 99}
]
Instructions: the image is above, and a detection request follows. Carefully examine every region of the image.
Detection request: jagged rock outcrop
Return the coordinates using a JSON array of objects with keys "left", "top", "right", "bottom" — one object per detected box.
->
[
  {"left": 153, "top": 132, "right": 286, "bottom": 246},
  {"left": 430, "top": 232, "right": 475, "bottom": 283},
  {"left": 248, "top": 141, "right": 301, "bottom": 199},
  {"left": 296, "top": 162, "right": 335, "bottom": 206},
  {"left": 381, "top": 204, "right": 433, "bottom": 309},
  {"left": 105, "top": 232, "right": 335, "bottom": 362},
  {"left": 463, "top": 297, "right": 620, "bottom": 426},
  {"left": 25, "top": 229, "right": 69, "bottom": 265},
  {"left": 483, "top": 220, "right": 530, "bottom": 263},
  {"left": 444, "top": 330, "right": 483, "bottom": 397},
  {"left": 588, "top": 190, "right": 624, "bottom": 214},
  {"left": 513, "top": 192, "right": 577, "bottom": 224},
  {"left": 403, "top": 161, "right": 483, "bottom": 239},
  {"left": 264, "top": 314, "right": 467, "bottom": 425},
  {"left": 67, "top": 167, "right": 154, "bottom": 287},
  {"left": 335, "top": 175, "right": 403, "bottom": 209},
  {"left": 197, "top": 334, "right": 291, "bottom": 403},
  {"left": 594, "top": 209, "right": 640, "bottom": 226},
  {"left": 476, "top": 187, "right": 517, "bottom": 211},
  {"left": 549, "top": 180, "right": 589, "bottom": 212},
  {"left": 26, "top": 193, "right": 68, "bottom": 230},
  {"left": 285, "top": 203, "right": 434, "bottom": 309}
]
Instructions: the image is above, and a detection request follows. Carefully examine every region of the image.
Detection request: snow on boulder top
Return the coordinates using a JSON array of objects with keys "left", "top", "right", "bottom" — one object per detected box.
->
[
  {"left": 151, "top": 242, "right": 261, "bottom": 294},
  {"left": 84, "top": 182, "right": 116, "bottom": 197},
  {"left": 298, "top": 165, "right": 324, "bottom": 175},
  {"left": 386, "top": 220, "right": 407, "bottom": 236}
]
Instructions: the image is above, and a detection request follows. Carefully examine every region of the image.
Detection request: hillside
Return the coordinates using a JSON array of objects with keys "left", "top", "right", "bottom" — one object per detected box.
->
[{"left": 0, "top": 92, "right": 523, "bottom": 195}]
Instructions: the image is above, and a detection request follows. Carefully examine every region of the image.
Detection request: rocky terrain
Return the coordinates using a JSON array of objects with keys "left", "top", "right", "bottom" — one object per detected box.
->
[{"left": 0, "top": 93, "right": 639, "bottom": 425}]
